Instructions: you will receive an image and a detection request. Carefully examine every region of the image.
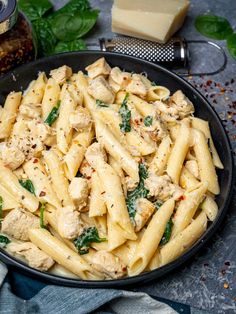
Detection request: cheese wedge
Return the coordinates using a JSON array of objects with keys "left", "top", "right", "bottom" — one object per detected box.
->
[{"left": 112, "top": 0, "right": 189, "bottom": 43}]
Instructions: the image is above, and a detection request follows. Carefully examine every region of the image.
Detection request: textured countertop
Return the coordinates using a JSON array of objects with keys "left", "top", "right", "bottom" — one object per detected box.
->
[{"left": 56, "top": 1, "right": 236, "bottom": 313}]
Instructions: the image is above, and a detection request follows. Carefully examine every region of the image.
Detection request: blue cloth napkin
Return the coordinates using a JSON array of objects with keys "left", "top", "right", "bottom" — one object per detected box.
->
[{"left": 0, "top": 262, "right": 206, "bottom": 314}]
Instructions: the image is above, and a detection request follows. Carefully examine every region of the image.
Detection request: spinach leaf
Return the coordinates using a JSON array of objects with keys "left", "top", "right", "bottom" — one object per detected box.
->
[
  {"left": 19, "top": 179, "right": 36, "bottom": 196},
  {"left": 39, "top": 203, "right": 46, "bottom": 229},
  {"left": 33, "top": 18, "right": 57, "bottom": 56},
  {"left": 227, "top": 33, "right": 236, "bottom": 60},
  {"left": 51, "top": 10, "right": 99, "bottom": 42},
  {"left": 119, "top": 93, "right": 131, "bottom": 133},
  {"left": 126, "top": 163, "right": 149, "bottom": 221},
  {"left": 144, "top": 115, "right": 153, "bottom": 127},
  {"left": 74, "top": 227, "right": 106, "bottom": 255},
  {"left": 18, "top": 0, "right": 53, "bottom": 21},
  {"left": 55, "top": 39, "right": 87, "bottom": 53},
  {"left": 96, "top": 99, "right": 109, "bottom": 107},
  {"left": 160, "top": 219, "right": 173, "bottom": 245},
  {"left": 154, "top": 200, "right": 163, "bottom": 210},
  {"left": 44, "top": 100, "right": 61, "bottom": 126},
  {"left": 0, "top": 235, "right": 10, "bottom": 248},
  {"left": 195, "top": 15, "right": 233, "bottom": 40}
]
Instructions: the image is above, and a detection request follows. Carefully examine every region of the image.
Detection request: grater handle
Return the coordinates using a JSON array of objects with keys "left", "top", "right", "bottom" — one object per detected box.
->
[{"left": 99, "top": 37, "right": 189, "bottom": 68}]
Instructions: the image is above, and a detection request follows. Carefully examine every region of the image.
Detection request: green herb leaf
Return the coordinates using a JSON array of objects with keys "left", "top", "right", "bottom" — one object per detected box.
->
[
  {"left": 44, "top": 100, "right": 61, "bottom": 126},
  {"left": 33, "top": 18, "right": 57, "bottom": 56},
  {"left": 160, "top": 219, "right": 173, "bottom": 245},
  {"left": 96, "top": 99, "right": 109, "bottom": 108},
  {"left": 0, "top": 235, "right": 11, "bottom": 248},
  {"left": 49, "top": 0, "right": 91, "bottom": 20},
  {"left": 54, "top": 39, "right": 87, "bottom": 54},
  {"left": 74, "top": 227, "right": 106, "bottom": 255},
  {"left": 19, "top": 179, "right": 36, "bottom": 196},
  {"left": 154, "top": 200, "right": 163, "bottom": 210},
  {"left": 18, "top": 0, "right": 53, "bottom": 21},
  {"left": 195, "top": 15, "right": 233, "bottom": 40},
  {"left": 126, "top": 163, "right": 149, "bottom": 221},
  {"left": 144, "top": 115, "right": 153, "bottom": 127},
  {"left": 51, "top": 10, "right": 99, "bottom": 42},
  {"left": 227, "top": 33, "right": 236, "bottom": 60},
  {"left": 39, "top": 203, "right": 46, "bottom": 229},
  {"left": 119, "top": 93, "right": 131, "bottom": 133}
]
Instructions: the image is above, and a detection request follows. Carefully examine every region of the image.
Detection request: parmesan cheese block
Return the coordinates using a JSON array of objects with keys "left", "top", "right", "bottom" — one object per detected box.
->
[{"left": 112, "top": 0, "right": 189, "bottom": 44}]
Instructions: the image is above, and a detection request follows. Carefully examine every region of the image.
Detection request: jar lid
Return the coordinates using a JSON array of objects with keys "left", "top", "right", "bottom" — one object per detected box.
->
[{"left": 0, "top": 0, "right": 18, "bottom": 35}]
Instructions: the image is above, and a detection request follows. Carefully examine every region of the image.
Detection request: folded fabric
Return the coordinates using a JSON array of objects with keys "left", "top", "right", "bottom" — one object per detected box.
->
[{"left": 0, "top": 262, "right": 177, "bottom": 314}]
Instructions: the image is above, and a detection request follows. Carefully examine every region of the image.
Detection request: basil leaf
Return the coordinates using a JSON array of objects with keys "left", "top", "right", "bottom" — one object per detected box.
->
[
  {"left": 51, "top": 10, "right": 99, "bottom": 42},
  {"left": 119, "top": 93, "right": 131, "bottom": 133},
  {"left": 49, "top": 0, "right": 91, "bottom": 21},
  {"left": 0, "top": 235, "right": 10, "bottom": 248},
  {"left": 96, "top": 99, "right": 109, "bottom": 107},
  {"left": 227, "top": 33, "right": 236, "bottom": 60},
  {"left": 54, "top": 39, "right": 86, "bottom": 53},
  {"left": 39, "top": 203, "right": 46, "bottom": 229},
  {"left": 19, "top": 0, "right": 53, "bottom": 21},
  {"left": 126, "top": 163, "right": 149, "bottom": 221},
  {"left": 144, "top": 115, "right": 153, "bottom": 127},
  {"left": 160, "top": 219, "right": 173, "bottom": 245},
  {"left": 74, "top": 227, "right": 106, "bottom": 255},
  {"left": 33, "top": 18, "right": 57, "bottom": 56},
  {"left": 44, "top": 100, "right": 61, "bottom": 126},
  {"left": 19, "top": 179, "right": 36, "bottom": 196},
  {"left": 195, "top": 15, "right": 233, "bottom": 40}
]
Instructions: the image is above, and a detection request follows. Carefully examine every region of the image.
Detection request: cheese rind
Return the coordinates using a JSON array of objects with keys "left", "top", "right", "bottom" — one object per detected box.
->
[{"left": 112, "top": 0, "right": 189, "bottom": 43}]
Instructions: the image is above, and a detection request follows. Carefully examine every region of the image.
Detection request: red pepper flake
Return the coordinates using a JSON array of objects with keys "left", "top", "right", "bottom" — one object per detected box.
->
[
  {"left": 87, "top": 176, "right": 91, "bottom": 180},
  {"left": 39, "top": 191, "right": 46, "bottom": 197},
  {"left": 178, "top": 195, "right": 185, "bottom": 201},
  {"left": 32, "top": 144, "right": 37, "bottom": 149},
  {"left": 33, "top": 158, "right": 38, "bottom": 163},
  {"left": 224, "top": 282, "right": 229, "bottom": 289},
  {"left": 122, "top": 266, "right": 127, "bottom": 272},
  {"left": 206, "top": 80, "right": 212, "bottom": 86}
]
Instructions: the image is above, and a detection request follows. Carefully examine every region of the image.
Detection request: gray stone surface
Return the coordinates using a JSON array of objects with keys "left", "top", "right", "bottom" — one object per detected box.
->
[{"left": 55, "top": 1, "right": 236, "bottom": 313}]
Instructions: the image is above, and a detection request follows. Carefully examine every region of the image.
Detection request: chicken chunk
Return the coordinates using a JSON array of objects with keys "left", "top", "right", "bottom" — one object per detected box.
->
[
  {"left": 91, "top": 250, "right": 127, "bottom": 279},
  {"left": 50, "top": 65, "right": 72, "bottom": 85},
  {"left": 85, "top": 142, "right": 107, "bottom": 168},
  {"left": 19, "top": 103, "right": 42, "bottom": 119},
  {"left": 27, "top": 119, "right": 51, "bottom": 143},
  {"left": 85, "top": 57, "right": 111, "bottom": 79},
  {"left": 1, "top": 208, "right": 39, "bottom": 241},
  {"left": 169, "top": 90, "right": 194, "bottom": 119},
  {"left": 185, "top": 160, "right": 199, "bottom": 179},
  {"left": 126, "top": 74, "right": 147, "bottom": 98},
  {"left": 69, "top": 107, "right": 91, "bottom": 131},
  {"left": 134, "top": 198, "right": 155, "bottom": 232},
  {"left": 0, "top": 143, "right": 25, "bottom": 170},
  {"left": 57, "top": 206, "right": 80, "bottom": 239},
  {"left": 141, "top": 117, "right": 167, "bottom": 142},
  {"left": 108, "top": 67, "right": 131, "bottom": 92},
  {"left": 154, "top": 101, "right": 179, "bottom": 122},
  {"left": 8, "top": 242, "right": 54, "bottom": 271},
  {"left": 145, "top": 174, "right": 183, "bottom": 201},
  {"left": 88, "top": 76, "right": 115, "bottom": 104},
  {"left": 68, "top": 177, "right": 89, "bottom": 211}
]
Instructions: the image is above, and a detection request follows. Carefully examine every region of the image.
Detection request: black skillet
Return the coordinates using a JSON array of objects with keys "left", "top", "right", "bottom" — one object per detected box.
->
[{"left": 0, "top": 51, "right": 234, "bottom": 288}]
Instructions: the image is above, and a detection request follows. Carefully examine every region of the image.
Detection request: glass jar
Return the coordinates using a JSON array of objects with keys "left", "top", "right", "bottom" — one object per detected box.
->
[{"left": 0, "top": 0, "right": 35, "bottom": 74}]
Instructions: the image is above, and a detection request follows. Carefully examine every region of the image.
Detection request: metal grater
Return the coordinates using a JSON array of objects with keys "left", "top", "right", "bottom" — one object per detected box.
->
[{"left": 99, "top": 37, "right": 189, "bottom": 68}]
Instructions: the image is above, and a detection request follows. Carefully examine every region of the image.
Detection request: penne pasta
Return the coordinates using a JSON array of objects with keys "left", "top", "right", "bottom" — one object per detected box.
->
[
  {"left": 129, "top": 199, "right": 175, "bottom": 276},
  {"left": 0, "top": 92, "right": 22, "bottom": 139},
  {"left": 22, "top": 72, "right": 46, "bottom": 105},
  {"left": 42, "top": 78, "right": 60, "bottom": 120}
]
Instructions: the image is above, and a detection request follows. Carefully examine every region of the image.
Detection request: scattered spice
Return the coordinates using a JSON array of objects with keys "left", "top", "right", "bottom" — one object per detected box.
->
[
  {"left": 223, "top": 282, "right": 229, "bottom": 289},
  {"left": 39, "top": 191, "right": 46, "bottom": 197}
]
